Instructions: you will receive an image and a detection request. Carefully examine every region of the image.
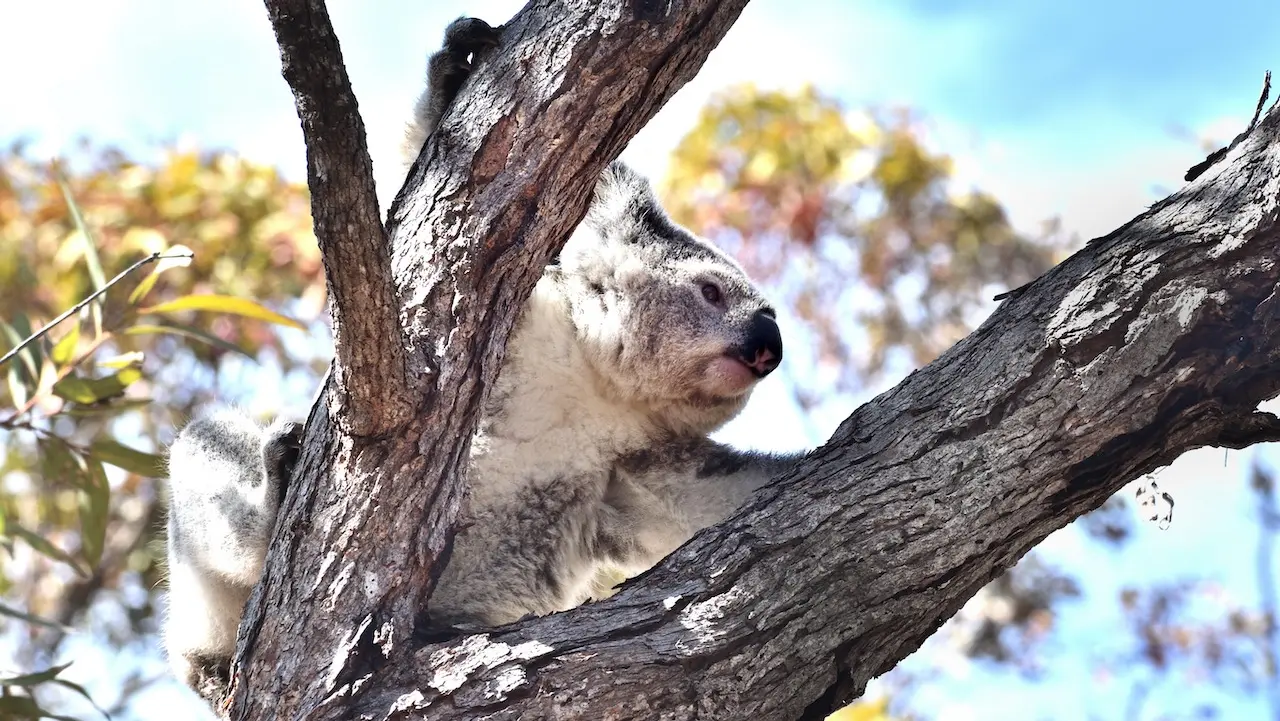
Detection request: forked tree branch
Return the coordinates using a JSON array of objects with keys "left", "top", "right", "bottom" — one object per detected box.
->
[
  {"left": 352, "top": 98, "right": 1280, "bottom": 721},
  {"left": 239, "top": 0, "right": 1280, "bottom": 718},
  {"left": 233, "top": 1, "right": 754, "bottom": 718}
]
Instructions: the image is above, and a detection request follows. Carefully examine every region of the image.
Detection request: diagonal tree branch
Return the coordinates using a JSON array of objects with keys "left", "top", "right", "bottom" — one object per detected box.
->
[
  {"left": 235, "top": 0, "right": 1280, "bottom": 718},
  {"left": 264, "top": 0, "right": 412, "bottom": 436},
  {"left": 344, "top": 91, "right": 1277, "bottom": 719}
]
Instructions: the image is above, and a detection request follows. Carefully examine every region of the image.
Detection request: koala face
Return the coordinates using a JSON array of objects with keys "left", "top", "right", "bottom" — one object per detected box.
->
[{"left": 556, "top": 163, "right": 782, "bottom": 435}]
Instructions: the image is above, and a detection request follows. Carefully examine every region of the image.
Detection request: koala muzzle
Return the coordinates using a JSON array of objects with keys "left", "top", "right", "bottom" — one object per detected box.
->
[{"left": 735, "top": 310, "right": 783, "bottom": 378}]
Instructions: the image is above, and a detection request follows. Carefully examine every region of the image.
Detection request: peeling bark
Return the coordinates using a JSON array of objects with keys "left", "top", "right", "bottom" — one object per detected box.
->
[
  {"left": 232, "top": 0, "right": 1280, "bottom": 719},
  {"left": 232, "top": 0, "right": 754, "bottom": 718}
]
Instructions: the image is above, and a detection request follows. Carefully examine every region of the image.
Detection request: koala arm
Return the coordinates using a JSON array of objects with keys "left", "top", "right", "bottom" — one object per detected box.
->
[
  {"left": 402, "top": 17, "right": 499, "bottom": 166},
  {"left": 599, "top": 440, "right": 802, "bottom": 576},
  {"left": 164, "top": 410, "right": 301, "bottom": 703}
]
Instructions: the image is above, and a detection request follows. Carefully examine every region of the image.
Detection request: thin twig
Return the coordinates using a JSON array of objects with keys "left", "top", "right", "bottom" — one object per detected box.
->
[{"left": 0, "top": 251, "right": 194, "bottom": 371}]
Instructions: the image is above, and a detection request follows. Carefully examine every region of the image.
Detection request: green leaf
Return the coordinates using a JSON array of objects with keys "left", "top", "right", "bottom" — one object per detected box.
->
[
  {"left": 57, "top": 178, "right": 106, "bottom": 291},
  {"left": 0, "top": 664, "right": 91, "bottom": 720},
  {"left": 62, "top": 398, "right": 153, "bottom": 418},
  {"left": 52, "top": 367, "right": 142, "bottom": 404},
  {"left": 38, "top": 436, "right": 86, "bottom": 488},
  {"left": 128, "top": 244, "right": 194, "bottom": 305},
  {"left": 0, "top": 695, "right": 42, "bottom": 718},
  {"left": 125, "top": 323, "right": 256, "bottom": 360},
  {"left": 0, "top": 317, "right": 38, "bottom": 379},
  {"left": 0, "top": 602, "right": 72, "bottom": 631},
  {"left": 97, "top": 351, "right": 143, "bottom": 370},
  {"left": 7, "top": 360, "right": 29, "bottom": 408},
  {"left": 89, "top": 439, "right": 164, "bottom": 478},
  {"left": 139, "top": 294, "right": 305, "bottom": 330},
  {"left": 57, "top": 177, "right": 106, "bottom": 339},
  {"left": 6, "top": 524, "right": 86, "bottom": 577},
  {"left": 78, "top": 460, "right": 110, "bottom": 568},
  {"left": 49, "top": 324, "right": 80, "bottom": 367},
  {"left": 50, "top": 676, "right": 109, "bottom": 720},
  {"left": 0, "top": 662, "right": 73, "bottom": 687}
]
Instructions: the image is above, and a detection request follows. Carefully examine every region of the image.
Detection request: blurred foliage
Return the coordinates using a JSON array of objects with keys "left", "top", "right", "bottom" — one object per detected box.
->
[
  {"left": 663, "top": 85, "right": 1071, "bottom": 402},
  {"left": 828, "top": 697, "right": 901, "bottom": 721},
  {"left": 0, "top": 143, "right": 327, "bottom": 717}
]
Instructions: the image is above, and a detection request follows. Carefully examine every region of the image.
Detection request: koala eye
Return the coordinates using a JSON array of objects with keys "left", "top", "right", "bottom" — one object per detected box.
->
[{"left": 701, "top": 282, "right": 723, "bottom": 305}]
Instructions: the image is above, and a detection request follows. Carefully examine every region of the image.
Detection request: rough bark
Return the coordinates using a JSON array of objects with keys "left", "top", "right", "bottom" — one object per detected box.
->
[
  {"left": 264, "top": 0, "right": 410, "bottom": 436},
  {"left": 337, "top": 102, "right": 1280, "bottom": 721},
  {"left": 232, "top": 0, "right": 1280, "bottom": 719},
  {"left": 231, "top": 1, "right": 754, "bottom": 719}
]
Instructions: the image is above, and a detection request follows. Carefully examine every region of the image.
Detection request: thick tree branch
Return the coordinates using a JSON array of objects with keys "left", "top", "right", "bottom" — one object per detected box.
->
[
  {"left": 345, "top": 97, "right": 1275, "bottom": 718},
  {"left": 232, "top": 2, "right": 753, "bottom": 719},
  {"left": 264, "top": 0, "right": 411, "bottom": 435},
  {"left": 236, "top": 0, "right": 1280, "bottom": 718}
]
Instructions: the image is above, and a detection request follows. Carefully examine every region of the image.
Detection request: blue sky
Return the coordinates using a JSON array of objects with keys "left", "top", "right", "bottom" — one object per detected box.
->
[{"left": 4, "top": 1, "right": 1280, "bottom": 719}]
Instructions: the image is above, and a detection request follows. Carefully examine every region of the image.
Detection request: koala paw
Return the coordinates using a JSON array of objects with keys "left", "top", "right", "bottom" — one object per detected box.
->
[
  {"left": 429, "top": 18, "right": 501, "bottom": 107},
  {"left": 262, "top": 420, "right": 304, "bottom": 503},
  {"left": 443, "top": 17, "right": 501, "bottom": 56}
]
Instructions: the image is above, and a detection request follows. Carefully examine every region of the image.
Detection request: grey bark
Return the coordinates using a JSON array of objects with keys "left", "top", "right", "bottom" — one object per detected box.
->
[
  {"left": 232, "top": 0, "right": 755, "bottom": 719},
  {"left": 234, "top": 0, "right": 1280, "bottom": 719}
]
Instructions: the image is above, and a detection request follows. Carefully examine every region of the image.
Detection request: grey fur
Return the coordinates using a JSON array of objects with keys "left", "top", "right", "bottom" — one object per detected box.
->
[{"left": 164, "top": 16, "right": 802, "bottom": 703}]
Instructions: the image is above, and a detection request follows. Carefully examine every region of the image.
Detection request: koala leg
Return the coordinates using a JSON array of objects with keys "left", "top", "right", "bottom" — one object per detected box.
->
[
  {"left": 403, "top": 16, "right": 501, "bottom": 163},
  {"left": 164, "top": 411, "right": 302, "bottom": 703}
]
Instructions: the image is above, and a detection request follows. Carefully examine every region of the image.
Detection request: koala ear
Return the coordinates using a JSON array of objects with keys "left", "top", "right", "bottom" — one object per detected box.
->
[{"left": 583, "top": 161, "right": 658, "bottom": 234}]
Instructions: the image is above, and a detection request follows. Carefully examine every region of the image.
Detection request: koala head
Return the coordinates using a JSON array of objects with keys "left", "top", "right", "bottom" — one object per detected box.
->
[{"left": 553, "top": 162, "right": 782, "bottom": 436}]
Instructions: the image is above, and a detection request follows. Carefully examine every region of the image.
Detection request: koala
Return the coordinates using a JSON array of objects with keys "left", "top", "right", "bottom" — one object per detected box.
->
[{"left": 164, "top": 16, "right": 802, "bottom": 706}]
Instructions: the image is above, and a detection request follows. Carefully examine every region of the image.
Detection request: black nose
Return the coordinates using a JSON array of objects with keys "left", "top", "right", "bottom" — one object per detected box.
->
[{"left": 737, "top": 310, "right": 783, "bottom": 378}]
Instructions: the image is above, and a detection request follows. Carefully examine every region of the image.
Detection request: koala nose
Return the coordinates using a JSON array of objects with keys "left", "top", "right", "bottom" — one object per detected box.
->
[{"left": 738, "top": 310, "right": 783, "bottom": 378}]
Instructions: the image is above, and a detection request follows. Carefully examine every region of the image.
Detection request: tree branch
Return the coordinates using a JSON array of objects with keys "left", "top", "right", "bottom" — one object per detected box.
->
[
  {"left": 264, "top": 0, "right": 412, "bottom": 435},
  {"left": 236, "top": 1, "right": 1280, "bottom": 718},
  {"left": 232, "top": 1, "right": 754, "bottom": 718},
  {"left": 348, "top": 90, "right": 1277, "bottom": 719}
]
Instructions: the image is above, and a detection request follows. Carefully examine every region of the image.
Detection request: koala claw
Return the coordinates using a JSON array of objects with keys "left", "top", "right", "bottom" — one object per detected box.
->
[
  {"left": 262, "top": 420, "right": 304, "bottom": 500},
  {"left": 442, "top": 17, "right": 501, "bottom": 54}
]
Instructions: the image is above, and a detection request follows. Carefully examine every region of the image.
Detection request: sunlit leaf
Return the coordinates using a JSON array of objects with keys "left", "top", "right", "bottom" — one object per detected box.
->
[
  {"left": 52, "top": 367, "right": 142, "bottom": 404},
  {"left": 57, "top": 177, "right": 106, "bottom": 338},
  {"left": 90, "top": 439, "right": 164, "bottom": 478},
  {"left": 49, "top": 324, "right": 80, "bottom": 366},
  {"left": 62, "top": 398, "right": 153, "bottom": 418},
  {"left": 97, "top": 351, "right": 144, "bottom": 369},
  {"left": 125, "top": 323, "right": 257, "bottom": 360},
  {"left": 827, "top": 698, "right": 892, "bottom": 721},
  {"left": 57, "top": 179, "right": 106, "bottom": 291},
  {"left": 128, "top": 244, "right": 195, "bottom": 305},
  {"left": 140, "top": 294, "right": 304, "bottom": 330}
]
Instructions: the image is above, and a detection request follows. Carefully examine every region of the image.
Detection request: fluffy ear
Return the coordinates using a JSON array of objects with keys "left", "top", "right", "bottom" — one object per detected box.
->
[{"left": 583, "top": 161, "right": 662, "bottom": 234}]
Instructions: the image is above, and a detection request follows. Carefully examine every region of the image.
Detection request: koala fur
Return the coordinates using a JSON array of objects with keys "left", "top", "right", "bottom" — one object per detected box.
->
[{"left": 164, "top": 16, "right": 801, "bottom": 704}]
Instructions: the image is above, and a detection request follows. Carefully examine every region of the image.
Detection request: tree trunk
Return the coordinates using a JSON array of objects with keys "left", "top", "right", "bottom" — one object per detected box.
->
[{"left": 229, "top": 1, "right": 1280, "bottom": 719}]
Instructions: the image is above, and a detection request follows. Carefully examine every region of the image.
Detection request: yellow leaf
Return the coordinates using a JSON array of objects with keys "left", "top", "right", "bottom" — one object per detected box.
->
[
  {"left": 98, "top": 351, "right": 144, "bottom": 369},
  {"left": 50, "top": 324, "right": 80, "bottom": 366},
  {"left": 139, "top": 294, "right": 304, "bottom": 330},
  {"left": 128, "top": 246, "right": 195, "bottom": 304},
  {"left": 827, "top": 697, "right": 891, "bottom": 721}
]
